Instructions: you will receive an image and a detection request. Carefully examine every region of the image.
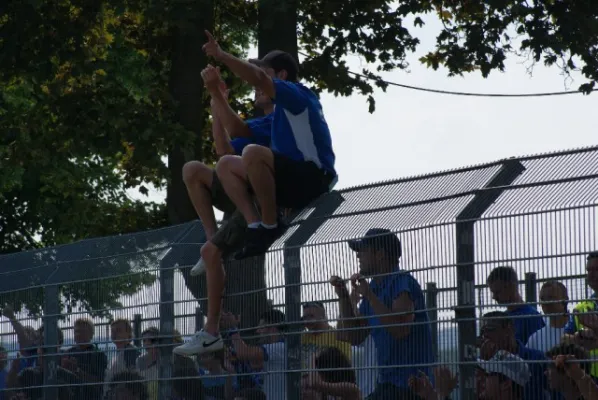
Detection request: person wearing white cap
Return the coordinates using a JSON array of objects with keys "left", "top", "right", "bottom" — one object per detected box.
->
[{"left": 478, "top": 350, "right": 531, "bottom": 400}]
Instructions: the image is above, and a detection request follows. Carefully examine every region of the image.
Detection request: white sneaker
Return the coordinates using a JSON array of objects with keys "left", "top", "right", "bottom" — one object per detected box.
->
[
  {"left": 173, "top": 330, "right": 223, "bottom": 356},
  {"left": 190, "top": 258, "right": 206, "bottom": 276}
]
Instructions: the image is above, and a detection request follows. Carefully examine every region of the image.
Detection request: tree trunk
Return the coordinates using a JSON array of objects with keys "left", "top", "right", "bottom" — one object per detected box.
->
[{"left": 258, "top": 0, "right": 298, "bottom": 59}]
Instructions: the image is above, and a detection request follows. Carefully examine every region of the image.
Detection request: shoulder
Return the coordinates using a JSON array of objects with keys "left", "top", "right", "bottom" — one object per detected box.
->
[{"left": 390, "top": 271, "right": 421, "bottom": 295}]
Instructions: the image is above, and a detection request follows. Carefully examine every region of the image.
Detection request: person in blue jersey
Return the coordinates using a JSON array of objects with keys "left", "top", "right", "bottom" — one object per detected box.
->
[
  {"left": 331, "top": 228, "right": 435, "bottom": 400},
  {"left": 486, "top": 266, "right": 545, "bottom": 343},
  {"left": 177, "top": 31, "right": 336, "bottom": 356},
  {"left": 202, "top": 31, "right": 336, "bottom": 260},
  {"left": 479, "top": 311, "right": 551, "bottom": 399},
  {"left": 182, "top": 65, "right": 273, "bottom": 278}
]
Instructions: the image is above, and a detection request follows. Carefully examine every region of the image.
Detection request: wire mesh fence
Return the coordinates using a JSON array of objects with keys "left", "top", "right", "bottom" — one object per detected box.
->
[{"left": 0, "top": 145, "right": 597, "bottom": 400}]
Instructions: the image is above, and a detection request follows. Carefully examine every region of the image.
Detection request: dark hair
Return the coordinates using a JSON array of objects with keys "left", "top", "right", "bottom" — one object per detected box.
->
[
  {"left": 259, "top": 309, "right": 286, "bottom": 332},
  {"left": 236, "top": 388, "right": 267, "bottom": 400},
  {"left": 314, "top": 347, "right": 357, "bottom": 384},
  {"left": 142, "top": 327, "right": 160, "bottom": 343},
  {"left": 588, "top": 252, "right": 598, "bottom": 260},
  {"left": 172, "top": 362, "right": 205, "bottom": 400},
  {"left": 540, "top": 280, "right": 569, "bottom": 311},
  {"left": 110, "top": 371, "right": 149, "bottom": 400},
  {"left": 487, "top": 266, "right": 518, "bottom": 284},
  {"left": 546, "top": 343, "right": 592, "bottom": 375},
  {"left": 482, "top": 311, "right": 513, "bottom": 328},
  {"left": 303, "top": 301, "right": 325, "bottom": 310}
]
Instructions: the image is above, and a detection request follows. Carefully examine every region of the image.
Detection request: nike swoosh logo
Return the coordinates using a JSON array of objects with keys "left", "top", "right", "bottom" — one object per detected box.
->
[{"left": 203, "top": 338, "right": 221, "bottom": 347}]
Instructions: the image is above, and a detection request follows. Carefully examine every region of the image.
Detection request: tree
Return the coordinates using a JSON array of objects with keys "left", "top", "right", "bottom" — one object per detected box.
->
[
  {"left": 0, "top": 0, "right": 253, "bottom": 316},
  {"left": 298, "top": 0, "right": 598, "bottom": 113}
]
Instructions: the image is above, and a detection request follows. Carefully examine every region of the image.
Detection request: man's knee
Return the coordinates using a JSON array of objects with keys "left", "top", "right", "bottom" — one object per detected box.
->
[
  {"left": 200, "top": 241, "right": 221, "bottom": 264},
  {"left": 182, "top": 161, "right": 212, "bottom": 186},
  {"left": 241, "top": 144, "right": 272, "bottom": 168},
  {"left": 215, "top": 155, "right": 243, "bottom": 178}
]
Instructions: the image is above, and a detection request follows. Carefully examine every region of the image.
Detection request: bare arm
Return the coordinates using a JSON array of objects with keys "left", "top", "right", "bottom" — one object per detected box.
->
[
  {"left": 216, "top": 52, "right": 275, "bottom": 99},
  {"left": 210, "top": 104, "right": 235, "bottom": 157},
  {"left": 209, "top": 89, "right": 252, "bottom": 139},
  {"left": 364, "top": 290, "right": 415, "bottom": 341},
  {"left": 229, "top": 332, "right": 265, "bottom": 365},
  {"left": 331, "top": 277, "right": 370, "bottom": 346},
  {"left": 3, "top": 307, "right": 35, "bottom": 350}
]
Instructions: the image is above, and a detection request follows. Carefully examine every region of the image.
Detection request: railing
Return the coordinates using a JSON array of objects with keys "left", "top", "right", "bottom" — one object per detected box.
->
[{"left": 0, "top": 145, "right": 597, "bottom": 400}]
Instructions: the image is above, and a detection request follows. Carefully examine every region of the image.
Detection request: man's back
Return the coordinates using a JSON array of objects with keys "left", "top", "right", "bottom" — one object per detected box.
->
[{"left": 270, "top": 79, "right": 335, "bottom": 175}]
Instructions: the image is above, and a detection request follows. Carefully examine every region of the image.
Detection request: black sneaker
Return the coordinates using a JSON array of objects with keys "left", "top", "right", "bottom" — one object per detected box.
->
[{"left": 234, "top": 225, "right": 284, "bottom": 260}]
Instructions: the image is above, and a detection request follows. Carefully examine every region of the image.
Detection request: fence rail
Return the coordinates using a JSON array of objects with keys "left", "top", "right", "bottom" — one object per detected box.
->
[{"left": 1, "top": 145, "right": 597, "bottom": 400}]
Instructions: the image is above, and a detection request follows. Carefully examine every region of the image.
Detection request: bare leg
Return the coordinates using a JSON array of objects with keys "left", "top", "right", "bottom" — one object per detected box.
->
[
  {"left": 182, "top": 161, "right": 218, "bottom": 239},
  {"left": 242, "top": 145, "right": 277, "bottom": 225},
  {"left": 201, "top": 241, "right": 224, "bottom": 336},
  {"left": 216, "top": 155, "right": 260, "bottom": 225}
]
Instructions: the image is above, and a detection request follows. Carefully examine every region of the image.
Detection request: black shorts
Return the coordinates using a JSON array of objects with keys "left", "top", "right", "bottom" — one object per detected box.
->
[
  {"left": 211, "top": 172, "right": 237, "bottom": 215},
  {"left": 273, "top": 153, "right": 334, "bottom": 209}
]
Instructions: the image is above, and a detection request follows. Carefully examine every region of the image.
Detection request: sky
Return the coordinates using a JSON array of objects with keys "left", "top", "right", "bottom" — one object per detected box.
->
[
  {"left": 2, "top": 14, "right": 597, "bottom": 353},
  {"left": 137, "top": 15, "right": 597, "bottom": 202}
]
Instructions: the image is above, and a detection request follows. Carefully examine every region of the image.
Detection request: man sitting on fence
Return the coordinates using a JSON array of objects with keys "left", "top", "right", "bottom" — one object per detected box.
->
[
  {"left": 331, "top": 228, "right": 434, "bottom": 400},
  {"left": 183, "top": 65, "right": 273, "bottom": 278},
  {"left": 486, "top": 266, "right": 545, "bottom": 343},
  {"left": 175, "top": 31, "right": 336, "bottom": 356}
]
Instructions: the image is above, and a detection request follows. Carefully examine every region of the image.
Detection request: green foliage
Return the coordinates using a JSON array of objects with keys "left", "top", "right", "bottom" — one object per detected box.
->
[
  {"left": 298, "top": 0, "right": 598, "bottom": 112},
  {"left": 0, "top": 0, "right": 252, "bottom": 316}
]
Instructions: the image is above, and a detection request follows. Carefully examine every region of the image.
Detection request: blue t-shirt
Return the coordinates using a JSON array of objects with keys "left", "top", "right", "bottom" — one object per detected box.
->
[
  {"left": 270, "top": 79, "right": 335, "bottom": 175},
  {"left": 0, "top": 369, "right": 7, "bottom": 400},
  {"left": 230, "top": 114, "right": 273, "bottom": 155},
  {"left": 508, "top": 304, "right": 545, "bottom": 343},
  {"left": 517, "top": 341, "right": 550, "bottom": 399},
  {"left": 359, "top": 270, "right": 435, "bottom": 388}
]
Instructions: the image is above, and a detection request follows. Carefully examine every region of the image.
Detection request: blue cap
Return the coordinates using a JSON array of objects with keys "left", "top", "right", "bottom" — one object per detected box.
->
[{"left": 348, "top": 228, "right": 402, "bottom": 259}]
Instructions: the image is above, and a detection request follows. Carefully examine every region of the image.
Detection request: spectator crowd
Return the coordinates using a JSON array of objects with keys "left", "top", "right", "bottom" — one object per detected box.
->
[
  {"left": 3, "top": 32, "right": 598, "bottom": 400},
  {"left": 1, "top": 245, "right": 597, "bottom": 400}
]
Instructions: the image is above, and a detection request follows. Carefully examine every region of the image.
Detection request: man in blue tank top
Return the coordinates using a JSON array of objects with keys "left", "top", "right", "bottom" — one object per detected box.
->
[{"left": 331, "top": 228, "right": 435, "bottom": 399}]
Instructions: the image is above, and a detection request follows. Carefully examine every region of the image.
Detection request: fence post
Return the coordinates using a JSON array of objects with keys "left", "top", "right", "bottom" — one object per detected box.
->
[
  {"left": 283, "top": 193, "right": 344, "bottom": 400},
  {"left": 426, "top": 282, "right": 439, "bottom": 360},
  {"left": 525, "top": 272, "right": 538, "bottom": 305},
  {"left": 43, "top": 284, "right": 60, "bottom": 400},
  {"left": 133, "top": 314, "right": 142, "bottom": 348},
  {"left": 157, "top": 223, "right": 195, "bottom": 399},
  {"left": 455, "top": 160, "right": 525, "bottom": 400}
]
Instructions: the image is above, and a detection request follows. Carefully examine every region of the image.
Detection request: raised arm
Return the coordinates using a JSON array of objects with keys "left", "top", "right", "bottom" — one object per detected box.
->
[
  {"left": 3, "top": 306, "right": 36, "bottom": 351},
  {"left": 203, "top": 32, "right": 275, "bottom": 99},
  {"left": 201, "top": 65, "right": 253, "bottom": 140},
  {"left": 331, "top": 276, "right": 370, "bottom": 346}
]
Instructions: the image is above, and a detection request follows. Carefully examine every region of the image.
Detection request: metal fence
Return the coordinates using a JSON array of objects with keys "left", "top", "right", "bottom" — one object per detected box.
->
[{"left": 1, "top": 145, "right": 598, "bottom": 400}]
